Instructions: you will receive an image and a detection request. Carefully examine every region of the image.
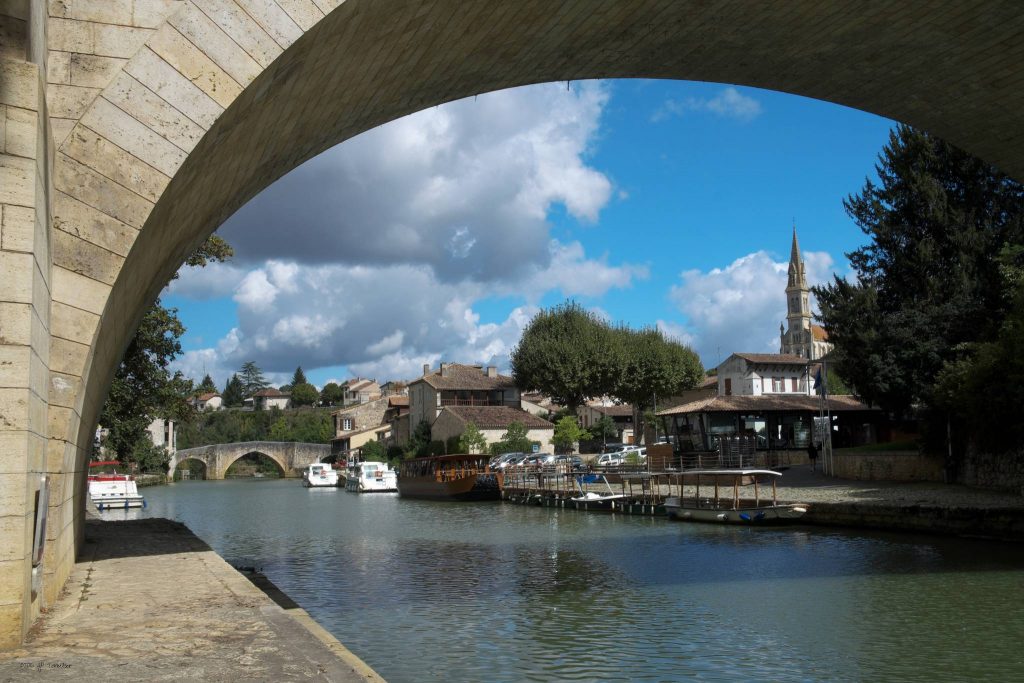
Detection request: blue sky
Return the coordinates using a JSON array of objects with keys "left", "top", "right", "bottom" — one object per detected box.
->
[{"left": 165, "top": 79, "right": 894, "bottom": 389}]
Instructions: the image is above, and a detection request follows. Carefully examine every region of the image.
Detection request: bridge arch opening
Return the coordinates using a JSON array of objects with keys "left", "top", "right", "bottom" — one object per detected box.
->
[
  {"left": 222, "top": 452, "right": 288, "bottom": 480},
  {"left": 173, "top": 458, "right": 208, "bottom": 481},
  {"left": 9, "top": 0, "right": 1020, "bottom": 646}
]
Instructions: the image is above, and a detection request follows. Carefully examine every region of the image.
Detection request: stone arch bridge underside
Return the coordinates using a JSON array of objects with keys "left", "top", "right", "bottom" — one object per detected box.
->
[
  {"left": 1, "top": 0, "right": 1023, "bottom": 647},
  {"left": 170, "top": 441, "right": 330, "bottom": 479}
]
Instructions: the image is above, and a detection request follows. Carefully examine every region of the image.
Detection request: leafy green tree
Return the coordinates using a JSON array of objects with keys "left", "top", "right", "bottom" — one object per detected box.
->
[
  {"left": 490, "top": 421, "right": 532, "bottom": 455},
  {"left": 591, "top": 415, "right": 617, "bottom": 444},
  {"left": 405, "top": 420, "right": 433, "bottom": 458},
  {"left": 361, "top": 439, "right": 386, "bottom": 461},
  {"left": 290, "top": 382, "right": 319, "bottom": 406},
  {"left": 222, "top": 374, "right": 244, "bottom": 407},
  {"left": 320, "top": 382, "right": 344, "bottom": 406},
  {"left": 130, "top": 439, "right": 171, "bottom": 474},
  {"left": 608, "top": 326, "right": 704, "bottom": 445},
  {"left": 197, "top": 374, "right": 217, "bottom": 394},
  {"left": 99, "top": 304, "right": 195, "bottom": 460},
  {"left": 292, "top": 367, "right": 308, "bottom": 386},
  {"left": 268, "top": 417, "right": 291, "bottom": 441},
  {"left": 551, "top": 416, "right": 589, "bottom": 454},
  {"left": 815, "top": 125, "right": 1024, "bottom": 418},
  {"left": 458, "top": 422, "right": 488, "bottom": 454},
  {"left": 239, "top": 361, "right": 269, "bottom": 397},
  {"left": 511, "top": 301, "right": 618, "bottom": 414}
]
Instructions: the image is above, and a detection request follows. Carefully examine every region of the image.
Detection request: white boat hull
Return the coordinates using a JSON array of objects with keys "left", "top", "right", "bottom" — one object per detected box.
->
[
  {"left": 665, "top": 497, "right": 807, "bottom": 524},
  {"left": 89, "top": 476, "right": 145, "bottom": 510},
  {"left": 346, "top": 472, "right": 398, "bottom": 492}
]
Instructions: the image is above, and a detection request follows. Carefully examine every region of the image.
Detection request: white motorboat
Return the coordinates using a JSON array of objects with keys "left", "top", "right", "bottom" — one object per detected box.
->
[
  {"left": 345, "top": 461, "right": 398, "bottom": 493},
  {"left": 570, "top": 474, "right": 628, "bottom": 511},
  {"left": 664, "top": 469, "right": 807, "bottom": 524},
  {"left": 88, "top": 461, "right": 145, "bottom": 510},
  {"left": 302, "top": 463, "right": 340, "bottom": 488}
]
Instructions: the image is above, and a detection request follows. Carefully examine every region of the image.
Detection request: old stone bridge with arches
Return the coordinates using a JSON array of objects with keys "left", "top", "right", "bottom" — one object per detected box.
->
[
  {"left": 2, "top": 0, "right": 1024, "bottom": 647},
  {"left": 170, "top": 441, "right": 331, "bottom": 480}
]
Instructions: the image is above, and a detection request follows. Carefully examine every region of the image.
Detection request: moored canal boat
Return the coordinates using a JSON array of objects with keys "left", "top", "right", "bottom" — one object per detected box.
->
[
  {"left": 345, "top": 461, "right": 398, "bottom": 492},
  {"left": 570, "top": 474, "right": 628, "bottom": 511},
  {"left": 397, "top": 454, "right": 500, "bottom": 501},
  {"left": 88, "top": 461, "right": 146, "bottom": 510},
  {"left": 302, "top": 462, "right": 340, "bottom": 488},
  {"left": 664, "top": 469, "right": 807, "bottom": 524}
]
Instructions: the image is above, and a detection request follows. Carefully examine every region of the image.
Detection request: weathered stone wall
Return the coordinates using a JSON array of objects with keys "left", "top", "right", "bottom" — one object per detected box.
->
[
  {"left": 170, "top": 441, "right": 330, "bottom": 479},
  {"left": 959, "top": 448, "right": 1024, "bottom": 495},
  {"left": 832, "top": 450, "right": 945, "bottom": 482}
]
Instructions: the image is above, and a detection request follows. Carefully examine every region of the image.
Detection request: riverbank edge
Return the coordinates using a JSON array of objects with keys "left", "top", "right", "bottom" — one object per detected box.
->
[{"left": 800, "top": 501, "right": 1024, "bottom": 541}]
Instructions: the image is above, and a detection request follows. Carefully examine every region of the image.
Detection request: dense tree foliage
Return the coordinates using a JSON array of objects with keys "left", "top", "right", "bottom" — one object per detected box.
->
[
  {"left": 510, "top": 302, "right": 618, "bottom": 413},
  {"left": 197, "top": 374, "right": 217, "bottom": 394},
  {"left": 405, "top": 420, "right": 434, "bottom": 458},
  {"left": 814, "top": 125, "right": 1024, "bottom": 451},
  {"left": 320, "top": 382, "right": 344, "bottom": 406},
  {"left": 590, "top": 415, "right": 617, "bottom": 444},
  {"left": 551, "top": 416, "right": 589, "bottom": 454},
  {"left": 222, "top": 374, "right": 244, "bottom": 407},
  {"left": 361, "top": 439, "right": 387, "bottom": 461},
  {"left": 290, "top": 383, "right": 319, "bottom": 406},
  {"left": 176, "top": 407, "right": 333, "bottom": 448},
  {"left": 239, "top": 361, "right": 269, "bottom": 397},
  {"left": 292, "top": 367, "right": 307, "bottom": 386},
  {"left": 609, "top": 326, "right": 704, "bottom": 444},
  {"left": 489, "top": 422, "right": 533, "bottom": 455}
]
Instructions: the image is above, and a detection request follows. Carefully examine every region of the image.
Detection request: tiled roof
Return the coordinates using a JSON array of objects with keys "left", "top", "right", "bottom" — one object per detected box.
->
[
  {"left": 441, "top": 406, "right": 553, "bottom": 430},
  {"left": 196, "top": 392, "right": 220, "bottom": 401},
  {"left": 699, "top": 376, "right": 718, "bottom": 389},
  {"left": 657, "top": 393, "right": 877, "bottom": 416},
  {"left": 811, "top": 324, "right": 829, "bottom": 341},
  {"left": 588, "top": 404, "right": 633, "bottom": 417},
  {"left": 388, "top": 396, "right": 409, "bottom": 407},
  {"left": 413, "top": 363, "right": 517, "bottom": 391},
  {"left": 733, "top": 353, "right": 809, "bottom": 365},
  {"left": 345, "top": 379, "right": 378, "bottom": 392},
  {"left": 331, "top": 396, "right": 389, "bottom": 417},
  {"left": 253, "top": 388, "right": 288, "bottom": 397}
]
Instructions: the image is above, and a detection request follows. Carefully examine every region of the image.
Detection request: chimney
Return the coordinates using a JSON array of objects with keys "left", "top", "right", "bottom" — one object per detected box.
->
[
  {"left": 423, "top": 364, "right": 430, "bottom": 377},
  {"left": 440, "top": 362, "right": 449, "bottom": 377},
  {"left": 486, "top": 366, "right": 497, "bottom": 378}
]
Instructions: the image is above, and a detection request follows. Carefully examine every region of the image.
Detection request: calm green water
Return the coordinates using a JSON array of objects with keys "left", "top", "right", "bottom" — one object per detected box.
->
[{"left": 117, "top": 479, "right": 1024, "bottom": 682}]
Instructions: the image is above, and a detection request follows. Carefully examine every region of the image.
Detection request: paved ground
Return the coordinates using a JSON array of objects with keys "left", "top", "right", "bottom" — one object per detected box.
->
[{"left": 0, "top": 518, "right": 382, "bottom": 682}]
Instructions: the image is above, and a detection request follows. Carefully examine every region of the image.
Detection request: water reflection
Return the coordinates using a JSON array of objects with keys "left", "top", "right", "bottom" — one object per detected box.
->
[{"left": 125, "top": 479, "right": 1024, "bottom": 682}]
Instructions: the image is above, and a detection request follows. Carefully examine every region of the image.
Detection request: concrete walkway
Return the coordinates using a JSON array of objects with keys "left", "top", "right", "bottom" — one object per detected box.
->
[{"left": 0, "top": 519, "right": 382, "bottom": 682}]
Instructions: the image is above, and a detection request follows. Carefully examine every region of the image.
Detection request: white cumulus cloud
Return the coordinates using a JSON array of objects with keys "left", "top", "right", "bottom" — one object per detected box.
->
[{"left": 652, "top": 86, "right": 763, "bottom": 123}]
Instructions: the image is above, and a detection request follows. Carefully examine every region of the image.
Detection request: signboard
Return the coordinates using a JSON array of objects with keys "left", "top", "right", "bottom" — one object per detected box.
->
[{"left": 532, "top": 444, "right": 539, "bottom": 453}]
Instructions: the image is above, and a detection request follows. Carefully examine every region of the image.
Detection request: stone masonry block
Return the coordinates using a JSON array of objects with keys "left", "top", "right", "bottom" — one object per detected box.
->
[
  {"left": 0, "top": 345, "right": 30, "bottom": 389},
  {"left": 0, "top": 303, "right": 32, "bottom": 346},
  {"left": 0, "top": 59, "right": 39, "bottom": 109},
  {"left": 50, "top": 301, "right": 98, "bottom": 345},
  {"left": 47, "top": 17, "right": 94, "bottom": 54},
  {"left": 4, "top": 105, "right": 36, "bottom": 159},
  {"left": 104, "top": 72, "right": 206, "bottom": 152},
  {"left": 277, "top": 0, "right": 325, "bottom": 32},
  {"left": 46, "top": 83, "right": 101, "bottom": 119},
  {"left": 55, "top": 152, "right": 153, "bottom": 228},
  {"left": 125, "top": 46, "right": 222, "bottom": 129},
  {"left": 49, "top": 0, "right": 134, "bottom": 25},
  {"left": 79, "top": 96, "right": 185, "bottom": 177},
  {"left": 312, "top": 0, "right": 345, "bottom": 13},
  {"left": 133, "top": 0, "right": 185, "bottom": 29},
  {"left": 197, "top": 0, "right": 283, "bottom": 68},
  {"left": 0, "top": 468, "right": 28, "bottom": 517},
  {"left": 0, "top": 155, "right": 35, "bottom": 206},
  {"left": 0, "top": 431, "right": 30, "bottom": 474},
  {"left": 48, "top": 372, "right": 80, "bottom": 410},
  {"left": 235, "top": 0, "right": 303, "bottom": 49},
  {"left": 47, "top": 50, "right": 70, "bottom": 84},
  {"left": 2, "top": 204, "right": 35, "bottom": 252},
  {"left": 53, "top": 229, "right": 124, "bottom": 287},
  {"left": 0, "top": 387, "right": 29, "bottom": 431},
  {"left": 168, "top": 3, "right": 262, "bottom": 87},
  {"left": 69, "top": 53, "right": 128, "bottom": 89},
  {"left": 46, "top": 404, "right": 78, "bottom": 443},
  {"left": 93, "top": 22, "right": 153, "bottom": 59},
  {"left": 51, "top": 265, "right": 111, "bottom": 317},
  {"left": 54, "top": 190, "right": 139, "bottom": 257},
  {"left": 0, "top": 252, "right": 33, "bottom": 303},
  {"left": 0, "top": 600, "right": 26, "bottom": 649},
  {"left": 51, "top": 117, "right": 75, "bottom": 146},
  {"left": 63, "top": 124, "right": 170, "bottom": 202},
  {"left": 148, "top": 24, "right": 243, "bottom": 109}
]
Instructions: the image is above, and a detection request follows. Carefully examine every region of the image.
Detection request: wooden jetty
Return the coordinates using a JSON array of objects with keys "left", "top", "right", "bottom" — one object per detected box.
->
[{"left": 500, "top": 466, "right": 670, "bottom": 516}]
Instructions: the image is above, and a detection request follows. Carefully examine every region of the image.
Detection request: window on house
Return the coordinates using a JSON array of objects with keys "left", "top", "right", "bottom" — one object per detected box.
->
[
  {"left": 724, "top": 378, "right": 732, "bottom": 395},
  {"left": 343, "top": 418, "right": 353, "bottom": 430},
  {"left": 791, "top": 378, "right": 798, "bottom": 392},
  {"left": 772, "top": 377, "right": 783, "bottom": 392}
]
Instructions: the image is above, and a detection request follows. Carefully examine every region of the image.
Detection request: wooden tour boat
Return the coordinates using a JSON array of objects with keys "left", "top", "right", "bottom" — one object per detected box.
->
[
  {"left": 397, "top": 454, "right": 500, "bottom": 501},
  {"left": 664, "top": 469, "right": 807, "bottom": 525}
]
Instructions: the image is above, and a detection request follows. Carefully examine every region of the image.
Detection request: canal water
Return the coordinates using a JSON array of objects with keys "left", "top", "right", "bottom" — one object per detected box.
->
[{"left": 123, "top": 479, "right": 1024, "bottom": 682}]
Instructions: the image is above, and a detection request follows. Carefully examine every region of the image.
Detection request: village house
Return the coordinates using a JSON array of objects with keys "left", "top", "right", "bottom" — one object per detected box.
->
[
  {"left": 717, "top": 353, "right": 813, "bottom": 396},
  {"left": 251, "top": 387, "right": 291, "bottom": 410},
  {"left": 189, "top": 392, "right": 223, "bottom": 411},
  {"left": 342, "top": 378, "right": 382, "bottom": 405},
  {"left": 380, "top": 380, "right": 408, "bottom": 397},
  {"left": 330, "top": 397, "right": 392, "bottom": 459},
  {"left": 577, "top": 401, "right": 635, "bottom": 444},
  {"left": 406, "top": 363, "right": 553, "bottom": 449}
]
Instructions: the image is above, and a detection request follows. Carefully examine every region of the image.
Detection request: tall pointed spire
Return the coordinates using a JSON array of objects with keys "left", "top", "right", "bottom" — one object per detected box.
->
[{"left": 790, "top": 222, "right": 800, "bottom": 265}]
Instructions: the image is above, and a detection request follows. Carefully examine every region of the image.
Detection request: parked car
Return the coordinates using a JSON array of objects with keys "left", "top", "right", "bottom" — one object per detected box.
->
[
  {"left": 553, "top": 454, "right": 587, "bottom": 472},
  {"left": 595, "top": 453, "right": 624, "bottom": 467},
  {"left": 489, "top": 452, "right": 524, "bottom": 469}
]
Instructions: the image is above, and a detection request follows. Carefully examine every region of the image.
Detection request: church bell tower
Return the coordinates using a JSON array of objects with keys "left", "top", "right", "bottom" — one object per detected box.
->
[{"left": 781, "top": 227, "right": 813, "bottom": 357}]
